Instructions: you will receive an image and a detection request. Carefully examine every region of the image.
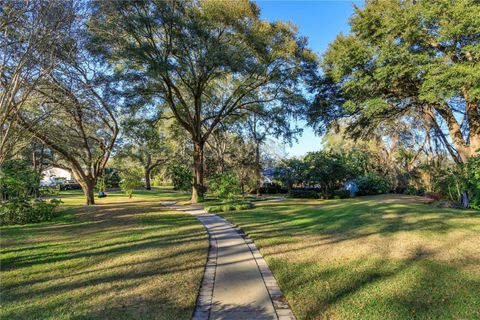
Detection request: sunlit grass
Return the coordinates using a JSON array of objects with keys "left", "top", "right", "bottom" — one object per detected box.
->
[
  {"left": 1, "top": 189, "right": 207, "bottom": 320},
  {"left": 222, "top": 194, "right": 480, "bottom": 320}
]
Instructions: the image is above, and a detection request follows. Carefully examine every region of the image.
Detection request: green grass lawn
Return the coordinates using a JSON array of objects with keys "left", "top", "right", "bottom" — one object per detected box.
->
[
  {"left": 1, "top": 189, "right": 207, "bottom": 320},
  {"left": 222, "top": 194, "right": 480, "bottom": 320}
]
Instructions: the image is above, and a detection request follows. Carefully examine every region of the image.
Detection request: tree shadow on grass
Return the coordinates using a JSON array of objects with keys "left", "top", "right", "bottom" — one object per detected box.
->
[
  {"left": 272, "top": 246, "right": 480, "bottom": 319},
  {"left": 221, "top": 195, "right": 480, "bottom": 319},
  {"left": 1, "top": 199, "right": 209, "bottom": 320},
  {"left": 226, "top": 195, "right": 480, "bottom": 245}
]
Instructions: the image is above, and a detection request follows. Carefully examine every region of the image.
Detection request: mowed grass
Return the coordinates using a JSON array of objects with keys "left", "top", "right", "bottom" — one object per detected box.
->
[
  {"left": 222, "top": 194, "right": 480, "bottom": 320},
  {"left": 1, "top": 189, "right": 208, "bottom": 320}
]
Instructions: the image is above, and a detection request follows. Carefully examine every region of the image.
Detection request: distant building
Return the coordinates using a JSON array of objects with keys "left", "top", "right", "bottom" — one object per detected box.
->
[
  {"left": 261, "top": 168, "right": 276, "bottom": 184},
  {"left": 40, "top": 167, "right": 73, "bottom": 186}
]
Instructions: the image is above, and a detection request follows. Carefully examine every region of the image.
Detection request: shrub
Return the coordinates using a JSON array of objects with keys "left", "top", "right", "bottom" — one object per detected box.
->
[
  {"left": 288, "top": 189, "right": 319, "bottom": 199},
  {"left": 167, "top": 164, "right": 192, "bottom": 191},
  {"left": 209, "top": 171, "right": 241, "bottom": 200},
  {"left": 104, "top": 168, "right": 121, "bottom": 188},
  {"left": 333, "top": 188, "right": 350, "bottom": 199},
  {"left": 356, "top": 173, "right": 390, "bottom": 196},
  {"left": 404, "top": 186, "right": 426, "bottom": 196},
  {"left": 205, "top": 200, "right": 254, "bottom": 213},
  {"left": 0, "top": 198, "right": 61, "bottom": 225},
  {"left": 258, "top": 183, "right": 284, "bottom": 194},
  {"left": 0, "top": 160, "right": 40, "bottom": 200},
  {"left": 39, "top": 186, "right": 60, "bottom": 197},
  {"left": 435, "top": 157, "right": 480, "bottom": 210},
  {"left": 119, "top": 168, "right": 144, "bottom": 198}
]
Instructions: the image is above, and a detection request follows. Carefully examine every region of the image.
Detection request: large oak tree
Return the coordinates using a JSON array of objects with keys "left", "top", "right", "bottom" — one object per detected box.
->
[
  {"left": 89, "top": 0, "right": 316, "bottom": 202},
  {"left": 17, "top": 8, "right": 119, "bottom": 205},
  {"left": 308, "top": 0, "right": 480, "bottom": 164},
  {"left": 0, "top": 0, "right": 75, "bottom": 163}
]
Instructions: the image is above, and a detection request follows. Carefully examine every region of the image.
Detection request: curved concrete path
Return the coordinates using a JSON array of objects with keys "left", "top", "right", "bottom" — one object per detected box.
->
[{"left": 171, "top": 203, "right": 295, "bottom": 320}]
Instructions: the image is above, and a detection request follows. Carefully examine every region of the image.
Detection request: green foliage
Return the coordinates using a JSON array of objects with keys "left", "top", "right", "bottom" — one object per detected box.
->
[
  {"left": 104, "top": 168, "right": 121, "bottom": 188},
  {"left": 0, "top": 160, "right": 40, "bottom": 199},
  {"left": 167, "top": 164, "right": 192, "bottom": 192},
  {"left": 309, "top": 0, "right": 480, "bottom": 166},
  {"left": 39, "top": 186, "right": 60, "bottom": 197},
  {"left": 436, "top": 157, "right": 480, "bottom": 210},
  {"left": 333, "top": 188, "right": 350, "bottom": 199},
  {"left": 276, "top": 151, "right": 356, "bottom": 196},
  {"left": 466, "top": 156, "right": 480, "bottom": 210},
  {"left": 404, "top": 186, "right": 425, "bottom": 196},
  {"left": 208, "top": 171, "right": 241, "bottom": 200},
  {"left": 119, "top": 168, "right": 144, "bottom": 198},
  {"left": 304, "top": 151, "right": 356, "bottom": 196},
  {"left": 288, "top": 189, "right": 319, "bottom": 199},
  {"left": 205, "top": 200, "right": 254, "bottom": 213},
  {"left": 0, "top": 160, "right": 59, "bottom": 225},
  {"left": 0, "top": 198, "right": 61, "bottom": 225},
  {"left": 356, "top": 173, "right": 391, "bottom": 196},
  {"left": 274, "top": 158, "right": 308, "bottom": 189},
  {"left": 96, "top": 175, "right": 106, "bottom": 193},
  {"left": 90, "top": 0, "right": 317, "bottom": 201}
]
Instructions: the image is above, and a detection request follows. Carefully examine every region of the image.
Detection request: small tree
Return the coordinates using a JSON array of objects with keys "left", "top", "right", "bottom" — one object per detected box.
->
[
  {"left": 119, "top": 168, "right": 144, "bottom": 199},
  {"left": 209, "top": 172, "right": 241, "bottom": 201},
  {"left": 118, "top": 117, "right": 168, "bottom": 190},
  {"left": 167, "top": 164, "right": 192, "bottom": 192}
]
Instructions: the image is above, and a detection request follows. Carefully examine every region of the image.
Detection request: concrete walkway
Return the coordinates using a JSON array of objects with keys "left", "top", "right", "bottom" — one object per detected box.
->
[{"left": 172, "top": 204, "right": 295, "bottom": 320}]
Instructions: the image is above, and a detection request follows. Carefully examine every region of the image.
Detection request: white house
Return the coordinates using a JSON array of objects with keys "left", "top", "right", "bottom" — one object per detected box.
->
[{"left": 40, "top": 167, "right": 73, "bottom": 186}]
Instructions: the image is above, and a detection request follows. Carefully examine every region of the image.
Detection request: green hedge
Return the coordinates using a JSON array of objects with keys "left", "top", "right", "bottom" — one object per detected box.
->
[
  {"left": 333, "top": 188, "right": 350, "bottom": 199},
  {"left": 288, "top": 189, "right": 319, "bottom": 199},
  {"left": 356, "top": 173, "right": 390, "bottom": 196},
  {"left": 1, "top": 198, "right": 61, "bottom": 225},
  {"left": 205, "top": 201, "right": 254, "bottom": 213}
]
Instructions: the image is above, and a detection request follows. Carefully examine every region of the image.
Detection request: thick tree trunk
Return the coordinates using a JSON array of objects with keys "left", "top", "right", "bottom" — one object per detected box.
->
[
  {"left": 73, "top": 170, "right": 96, "bottom": 205},
  {"left": 432, "top": 106, "right": 470, "bottom": 163},
  {"left": 80, "top": 179, "right": 95, "bottom": 205},
  {"left": 145, "top": 168, "right": 152, "bottom": 190},
  {"left": 191, "top": 141, "right": 205, "bottom": 203},
  {"left": 466, "top": 100, "right": 480, "bottom": 156}
]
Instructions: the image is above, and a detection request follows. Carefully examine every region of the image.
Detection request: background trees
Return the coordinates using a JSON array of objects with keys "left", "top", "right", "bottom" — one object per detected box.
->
[
  {"left": 306, "top": 0, "right": 480, "bottom": 207},
  {"left": 16, "top": 8, "right": 119, "bottom": 205},
  {"left": 0, "top": 0, "right": 75, "bottom": 164},
  {"left": 2, "top": 0, "right": 477, "bottom": 210},
  {"left": 117, "top": 116, "right": 167, "bottom": 190},
  {"left": 89, "top": 0, "right": 317, "bottom": 202},
  {"left": 308, "top": 0, "right": 480, "bottom": 163}
]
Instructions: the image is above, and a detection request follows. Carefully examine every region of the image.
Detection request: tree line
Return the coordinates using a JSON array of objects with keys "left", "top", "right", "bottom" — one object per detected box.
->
[{"left": 1, "top": 0, "right": 479, "bottom": 210}]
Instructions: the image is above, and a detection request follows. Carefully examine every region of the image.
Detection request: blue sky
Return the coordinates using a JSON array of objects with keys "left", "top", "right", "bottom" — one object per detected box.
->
[{"left": 256, "top": 0, "right": 362, "bottom": 157}]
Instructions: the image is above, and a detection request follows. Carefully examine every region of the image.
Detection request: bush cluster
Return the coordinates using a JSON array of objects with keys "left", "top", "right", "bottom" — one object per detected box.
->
[
  {"left": 356, "top": 173, "right": 391, "bottom": 196},
  {"left": 403, "top": 186, "right": 426, "bottom": 196},
  {"left": 288, "top": 189, "right": 319, "bottom": 199},
  {"left": 1, "top": 198, "right": 61, "bottom": 225},
  {"left": 167, "top": 164, "right": 192, "bottom": 191},
  {"left": 333, "top": 188, "right": 350, "bottom": 199},
  {"left": 205, "top": 200, "right": 254, "bottom": 213},
  {"left": 208, "top": 171, "right": 241, "bottom": 200},
  {"left": 1, "top": 160, "right": 61, "bottom": 225}
]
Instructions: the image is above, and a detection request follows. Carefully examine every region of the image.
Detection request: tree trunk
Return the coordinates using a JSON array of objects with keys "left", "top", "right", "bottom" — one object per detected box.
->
[
  {"left": 191, "top": 141, "right": 205, "bottom": 203},
  {"left": 73, "top": 170, "right": 96, "bottom": 205},
  {"left": 433, "top": 105, "right": 470, "bottom": 163},
  {"left": 80, "top": 179, "right": 95, "bottom": 205},
  {"left": 255, "top": 141, "right": 262, "bottom": 196},
  {"left": 145, "top": 168, "right": 152, "bottom": 190}
]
